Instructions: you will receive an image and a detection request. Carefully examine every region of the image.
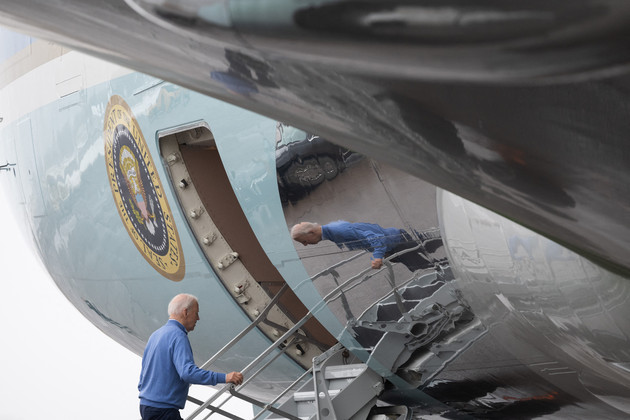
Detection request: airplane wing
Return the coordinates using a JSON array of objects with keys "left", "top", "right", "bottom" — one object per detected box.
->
[{"left": 1, "top": 0, "right": 630, "bottom": 275}]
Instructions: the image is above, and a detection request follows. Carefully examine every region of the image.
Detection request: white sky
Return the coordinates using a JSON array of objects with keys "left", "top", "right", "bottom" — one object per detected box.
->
[{"left": 0, "top": 184, "right": 251, "bottom": 419}]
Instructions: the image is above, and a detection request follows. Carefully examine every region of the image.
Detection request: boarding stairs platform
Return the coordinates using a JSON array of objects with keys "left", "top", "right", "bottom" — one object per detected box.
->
[
  {"left": 182, "top": 279, "right": 411, "bottom": 420},
  {"left": 184, "top": 231, "right": 459, "bottom": 420},
  {"left": 267, "top": 344, "right": 391, "bottom": 420}
]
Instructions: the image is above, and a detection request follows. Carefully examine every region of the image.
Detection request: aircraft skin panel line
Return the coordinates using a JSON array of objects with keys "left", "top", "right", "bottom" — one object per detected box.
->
[{"left": 1, "top": 48, "right": 133, "bottom": 126}]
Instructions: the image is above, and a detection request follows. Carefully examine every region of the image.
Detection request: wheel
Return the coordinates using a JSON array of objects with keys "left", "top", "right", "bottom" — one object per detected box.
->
[{"left": 318, "top": 155, "right": 338, "bottom": 180}]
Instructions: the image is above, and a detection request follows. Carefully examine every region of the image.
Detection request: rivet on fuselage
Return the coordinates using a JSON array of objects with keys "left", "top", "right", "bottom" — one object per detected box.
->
[
  {"left": 189, "top": 208, "right": 204, "bottom": 219},
  {"left": 203, "top": 233, "right": 217, "bottom": 245}
]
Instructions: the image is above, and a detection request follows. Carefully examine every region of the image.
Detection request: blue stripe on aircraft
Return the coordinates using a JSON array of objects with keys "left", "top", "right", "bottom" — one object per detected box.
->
[{"left": 0, "top": 27, "right": 33, "bottom": 63}]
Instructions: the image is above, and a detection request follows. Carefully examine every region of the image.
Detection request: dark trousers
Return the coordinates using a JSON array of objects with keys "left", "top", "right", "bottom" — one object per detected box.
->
[
  {"left": 386, "top": 230, "right": 434, "bottom": 272},
  {"left": 140, "top": 405, "right": 183, "bottom": 420}
]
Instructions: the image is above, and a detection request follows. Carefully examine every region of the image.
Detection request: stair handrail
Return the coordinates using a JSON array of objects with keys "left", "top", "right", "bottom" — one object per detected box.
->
[
  {"left": 188, "top": 230, "right": 442, "bottom": 419},
  {"left": 323, "top": 241, "right": 428, "bottom": 305},
  {"left": 200, "top": 359, "right": 314, "bottom": 420},
  {"left": 187, "top": 261, "right": 387, "bottom": 419},
  {"left": 199, "top": 343, "right": 303, "bottom": 420},
  {"left": 249, "top": 366, "right": 314, "bottom": 420},
  {"left": 199, "top": 283, "right": 289, "bottom": 370},
  {"left": 309, "top": 250, "right": 368, "bottom": 281},
  {"left": 186, "top": 310, "right": 317, "bottom": 419}
]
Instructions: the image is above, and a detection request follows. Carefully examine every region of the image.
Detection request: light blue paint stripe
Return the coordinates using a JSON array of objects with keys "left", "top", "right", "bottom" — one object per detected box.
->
[{"left": 0, "top": 27, "right": 33, "bottom": 63}]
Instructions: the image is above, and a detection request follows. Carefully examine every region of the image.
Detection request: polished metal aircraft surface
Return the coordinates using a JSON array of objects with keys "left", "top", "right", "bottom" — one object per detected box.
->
[
  {"left": 1, "top": 1, "right": 629, "bottom": 276},
  {"left": 2, "top": 2, "right": 630, "bottom": 419}
]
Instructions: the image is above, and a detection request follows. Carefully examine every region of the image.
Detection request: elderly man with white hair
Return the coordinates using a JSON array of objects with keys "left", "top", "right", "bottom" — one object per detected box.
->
[
  {"left": 291, "top": 220, "right": 434, "bottom": 271},
  {"left": 138, "top": 294, "right": 243, "bottom": 420}
]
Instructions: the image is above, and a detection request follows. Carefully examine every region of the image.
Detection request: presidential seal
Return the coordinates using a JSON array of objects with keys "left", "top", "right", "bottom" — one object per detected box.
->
[{"left": 104, "top": 95, "right": 185, "bottom": 281}]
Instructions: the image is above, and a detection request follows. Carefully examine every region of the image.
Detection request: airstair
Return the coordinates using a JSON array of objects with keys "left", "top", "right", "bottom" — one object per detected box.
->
[
  {"left": 182, "top": 271, "right": 410, "bottom": 420},
  {"left": 183, "top": 292, "right": 411, "bottom": 420},
  {"left": 184, "top": 229, "right": 474, "bottom": 420},
  {"left": 266, "top": 344, "right": 385, "bottom": 420}
]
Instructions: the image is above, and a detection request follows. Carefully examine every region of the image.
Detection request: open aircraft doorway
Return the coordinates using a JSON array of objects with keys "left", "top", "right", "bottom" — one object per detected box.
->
[{"left": 159, "top": 122, "right": 336, "bottom": 374}]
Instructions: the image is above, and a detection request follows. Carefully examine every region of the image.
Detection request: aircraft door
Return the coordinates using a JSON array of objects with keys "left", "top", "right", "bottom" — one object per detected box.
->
[{"left": 160, "top": 123, "right": 336, "bottom": 370}]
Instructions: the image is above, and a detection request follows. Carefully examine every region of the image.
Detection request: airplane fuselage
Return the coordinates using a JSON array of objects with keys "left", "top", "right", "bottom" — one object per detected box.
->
[{"left": 3, "top": 29, "right": 630, "bottom": 419}]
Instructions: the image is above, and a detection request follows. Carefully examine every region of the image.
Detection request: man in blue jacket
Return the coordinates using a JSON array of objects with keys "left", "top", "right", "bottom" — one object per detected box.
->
[
  {"left": 291, "top": 220, "right": 433, "bottom": 271},
  {"left": 138, "top": 294, "right": 244, "bottom": 420}
]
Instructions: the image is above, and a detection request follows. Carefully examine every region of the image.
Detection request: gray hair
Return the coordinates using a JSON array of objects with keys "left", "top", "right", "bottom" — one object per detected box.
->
[
  {"left": 290, "top": 222, "right": 319, "bottom": 239},
  {"left": 168, "top": 293, "right": 198, "bottom": 317}
]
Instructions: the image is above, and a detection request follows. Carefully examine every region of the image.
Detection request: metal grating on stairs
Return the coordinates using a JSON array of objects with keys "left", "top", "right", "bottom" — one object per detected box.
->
[{"left": 269, "top": 344, "right": 384, "bottom": 420}]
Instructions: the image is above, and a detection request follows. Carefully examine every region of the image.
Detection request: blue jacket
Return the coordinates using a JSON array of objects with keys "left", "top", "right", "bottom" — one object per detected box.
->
[
  {"left": 138, "top": 320, "right": 226, "bottom": 409},
  {"left": 322, "top": 221, "right": 404, "bottom": 259}
]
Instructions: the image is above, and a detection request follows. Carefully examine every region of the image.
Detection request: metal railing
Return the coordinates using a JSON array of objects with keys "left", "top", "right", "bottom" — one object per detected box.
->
[{"left": 186, "top": 229, "right": 444, "bottom": 419}]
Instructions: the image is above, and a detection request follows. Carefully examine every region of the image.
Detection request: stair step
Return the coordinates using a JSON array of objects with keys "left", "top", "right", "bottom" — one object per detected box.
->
[
  {"left": 292, "top": 364, "right": 367, "bottom": 403},
  {"left": 293, "top": 363, "right": 367, "bottom": 402},
  {"left": 270, "top": 346, "right": 382, "bottom": 420},
  {"left": 293, "top": 388, "right": 340, "bottom": 402},
  {"left": 323, "top": 363, "right": 367, "bottom": 379}
]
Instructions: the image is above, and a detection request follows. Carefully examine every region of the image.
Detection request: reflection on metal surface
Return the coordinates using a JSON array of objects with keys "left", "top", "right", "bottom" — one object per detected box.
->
[
  {"left": 439, "top": 189, "right": 630, "bottom": 416},
  {"left": 279, "top": 143, "right": 630, "bottom": 416},
  {"left": 130, "top": 0, "right": 630, "bottom": 82},
  {"left": 275, "top": 123, "right": 361, "bottom": 204},
  {"left": 280, "top": 145, "right": 447, "bottom": 326},
  {"left": 355, "top": 267, "right": 483, "bottom": 385},
  {"left": 307, "top": 229, "right": 448, "bottom": 326},
  {"left": 276, "top": 134, "right": 480, "bottom": 389}
]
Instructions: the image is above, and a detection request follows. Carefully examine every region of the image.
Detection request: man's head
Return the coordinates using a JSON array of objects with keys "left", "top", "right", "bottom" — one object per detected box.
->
[
  {"left": 168, "top": 293, "right": 200, "bottom": 332},
  {"left": 291, "top": 222, "right": 323, "bottom": 246}
]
